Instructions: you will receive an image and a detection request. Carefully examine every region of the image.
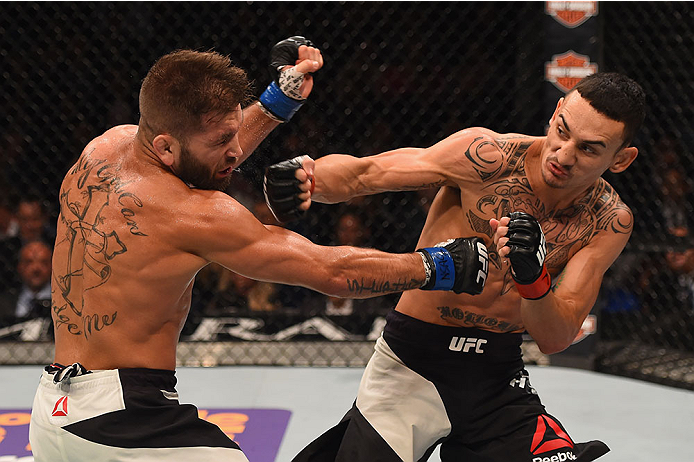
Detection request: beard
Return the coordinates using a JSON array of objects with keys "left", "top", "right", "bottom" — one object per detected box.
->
[{"left": 176, "top": 145, "right": 232, "bottom": 191}]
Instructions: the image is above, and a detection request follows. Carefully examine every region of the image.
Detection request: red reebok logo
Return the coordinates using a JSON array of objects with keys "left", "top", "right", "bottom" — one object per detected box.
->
[
  {"left": 530, "top": 414, "right": 574, "bottom": 455},
  {"left": 51, "top": 396, "right": 68, "bottom": 417}
]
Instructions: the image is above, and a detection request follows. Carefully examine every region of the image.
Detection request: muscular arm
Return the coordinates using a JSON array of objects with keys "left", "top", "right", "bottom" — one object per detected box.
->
[
  {"left": 312, "top": 129, "right": 487, "bottom": 203},
  {"left": 237, "top": 43, "right": 323, "bottom": 167},
  {"left": 520, "top": 215, "right": 632, "bottom": 354},
  {"left": 191, "top": 193, "right": 426, "bottom": 298},
  {"left": 236, "top": 103, "right": 281, "bottom": 166}
]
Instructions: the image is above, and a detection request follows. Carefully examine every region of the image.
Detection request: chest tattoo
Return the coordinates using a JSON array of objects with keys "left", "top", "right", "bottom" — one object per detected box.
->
[{"left": 462, "top": 137, "right": 632, "bottom": 295}]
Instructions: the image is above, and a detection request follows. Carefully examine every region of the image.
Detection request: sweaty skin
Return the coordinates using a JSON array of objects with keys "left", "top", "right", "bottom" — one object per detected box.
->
[
  {"left": 51, "top": 97, "right": 428, "bottom": 372},
  {"left": 303, "top": 91, "right": 638, "bottom": 353}
]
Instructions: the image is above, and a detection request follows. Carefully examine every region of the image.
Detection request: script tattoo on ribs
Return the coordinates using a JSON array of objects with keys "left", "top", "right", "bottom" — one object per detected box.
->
[
  {"left": 52, "top": 152, "right": 147, "bottom": 339},
  {"left": 436, "top": 306, "right": 521, "bottom": 333},
  {"left": 462, "top": 136, "right": 632, "bottom": 296}
]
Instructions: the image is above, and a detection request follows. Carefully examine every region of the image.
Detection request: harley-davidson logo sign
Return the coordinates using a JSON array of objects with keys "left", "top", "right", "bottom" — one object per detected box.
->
[
  {"left": 545, "top": 1, "right": 598, "bottom": 28},
  {"left": 545, "top": 51, "right": 598, "bottom": 93}
]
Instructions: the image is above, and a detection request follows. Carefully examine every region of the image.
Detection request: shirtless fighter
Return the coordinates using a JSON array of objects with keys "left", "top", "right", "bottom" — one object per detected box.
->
[
  {"left": 29, "top": 39, "right": 489, "bottom": 462},
  {"left": 264, "top": 72, "right": 646, "bottom": 462}
]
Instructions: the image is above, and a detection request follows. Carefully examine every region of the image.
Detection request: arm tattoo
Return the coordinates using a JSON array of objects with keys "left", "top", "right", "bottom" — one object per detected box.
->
[
  {"left": 346, "top": 278, "right": 424, "bottom": 296},
  {"left": 395, "top": 180, "right": 447, "bottom": 191},
  {"left": 551, "top": 269, "right": 567, "bottom": 293},
  {"left": 52, "top": 152, "right": 147, "bottom": 339}
]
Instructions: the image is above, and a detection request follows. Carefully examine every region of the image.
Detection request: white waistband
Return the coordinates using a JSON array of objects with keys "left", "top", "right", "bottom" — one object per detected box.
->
[{"left": 40, "top": 368, "right": 121, "bottom": 394}]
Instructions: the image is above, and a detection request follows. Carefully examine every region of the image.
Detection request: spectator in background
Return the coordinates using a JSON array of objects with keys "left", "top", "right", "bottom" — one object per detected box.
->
[
  {"left": 306, "top": 209, "right": 384, "bottom": 318},
  {"left": 0, "top": 197, "right": 55, "bottom": 292},
  {"left": 201, "top": 199, "right": 282, "bottom": 316},
  {"left": 338, "top": 191, "right": 430, "bottom": 255},
  {"left": 661, "top": 227, "right": 694, "bottom": 312},
  {"left": 16, "top": 197, "right": 55, "bottom": 244},
  {"left": 0, "top": 187, "right": 19, "bottom": 293},
  {"left": 0, "top": 241, "right": 53, "bottom": 335},
  {"left": 0, "top": 126, "right": 27, "bottom": 193},
  {"left": 652, "top": 135, "right": 694, "bottom": 231},
  {"left": 207, "top": 269, "right": 280, "bottom": 315},
  {"left": 657, "top": 167, "right": 693, "bottom": 231},
  {"left": 597, "top": 252, "right": 646, "bottom": 342},
  {"left": 654, "top": 135, "right": 685, "bottom": 170},
  {"left": 279, "top": 116, "right": 332, "bottom": 162},
  {"left": 0, "top": 195, "right": 19, "bottom": 241},
  {"left": 640, "top": 226, "right": 694, "bottom": 350},
  {"left": 415, "top": 186, "right": 439, "bottom": 215},
  {"left": 334, "top": 209, "right": 370, "bottom": 248},
  {"left": 323, "top": 210, "right": 372, "bottom": 316}
]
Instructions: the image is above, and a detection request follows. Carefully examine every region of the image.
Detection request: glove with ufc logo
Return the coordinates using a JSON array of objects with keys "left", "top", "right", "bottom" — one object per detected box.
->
[
  {"left": 417, "top": 237, "right": 488, "bottom": 295},
  {"left": 506, "top": 212, "right": 551, "bottom": 300}
]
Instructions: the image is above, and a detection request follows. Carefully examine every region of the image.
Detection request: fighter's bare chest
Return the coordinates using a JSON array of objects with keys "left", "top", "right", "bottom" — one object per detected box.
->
[{"left": 460, "top": 175, "right": 600, "bottom": 275}]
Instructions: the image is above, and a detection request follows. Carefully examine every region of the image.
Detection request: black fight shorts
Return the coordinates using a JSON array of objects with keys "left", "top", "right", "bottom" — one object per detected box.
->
[
  {"left": 293, "top": 310, "right": 609, "bottom": 462},
  {"left": 30, "top": 365, "right": 248, "bottom": 462}
]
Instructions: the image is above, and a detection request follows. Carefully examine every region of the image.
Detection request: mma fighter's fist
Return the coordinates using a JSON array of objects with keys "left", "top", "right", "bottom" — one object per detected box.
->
[
  {"left": 417, "top": 237, "right": 488, "bottom": 295},
  {"left": 504, "top": 212, "right": 551, "bottom": 300},
  {"left": 258, "top": 36, "right": 323, "bottom": 122},
  {"left": 264, "top": 156, "right": 314, "bottom": 223}
]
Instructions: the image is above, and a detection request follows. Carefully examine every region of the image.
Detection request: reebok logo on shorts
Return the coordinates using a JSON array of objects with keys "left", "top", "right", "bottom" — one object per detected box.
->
[
  {"left": 51, "top": 396, "right": 68, "bottom": 417},
  {"left": 532, "top": 452, "right": 576, "bottom": 462},
  {"left": 530, "top": 414, "right": 574, "bottom": 455}
]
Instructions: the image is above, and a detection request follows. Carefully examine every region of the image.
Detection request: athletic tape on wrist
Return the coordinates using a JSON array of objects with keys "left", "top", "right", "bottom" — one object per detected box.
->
[
  {"left": 418, "top": 251, "right": 432, "bottom": 287},
  {"left": 259, "top": 81, "right": 305, "bottom": 122},
  {"left": 514, "top": 265, "right": 551, "bottom": 300},
  {"left": 421, "top": 247, "right": 455, "bottom": 291},
  {"left": 256, "top": 101, "right": 285, "bottom": 123},
  {"left": 278, "top": 67, "right": 306, "bottom": 100}
]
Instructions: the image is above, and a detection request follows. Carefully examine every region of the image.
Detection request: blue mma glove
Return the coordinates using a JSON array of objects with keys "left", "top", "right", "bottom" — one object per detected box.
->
[
  {"left": 417, "top": 237, "right": 488, "bottom": 294},
  {"left": 258, "top": 36, "right": 314, "bottom": 122}
]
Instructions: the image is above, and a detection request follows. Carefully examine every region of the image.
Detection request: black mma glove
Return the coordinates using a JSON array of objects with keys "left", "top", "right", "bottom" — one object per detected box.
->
[
  {"left": 269, "top": 36, "right": 315, "bottom": 74},
  {"left": 417, "top": 237, "right": 488, "bottom": 295},
  {"left": 506, "top": 212, "right": 551, "bottom": 300},
  {"left": 264, "top": 156, "right": 314, "bottom": 223},
  {"left": 258, "top": 36, "right": 315, "bottom": 122}
]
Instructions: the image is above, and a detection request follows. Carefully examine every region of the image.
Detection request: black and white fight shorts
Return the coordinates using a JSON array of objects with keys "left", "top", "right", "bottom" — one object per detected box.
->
[
  {"left": 29, "top": 364, "right": 248, "bottom": 462},
  {"left": 293, "top": 310, "right": 609, "bottom": 462}
]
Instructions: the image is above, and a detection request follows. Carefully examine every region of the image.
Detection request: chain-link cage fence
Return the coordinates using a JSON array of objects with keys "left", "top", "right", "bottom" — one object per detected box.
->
[
  {"left": 0, "top": 2, "right": 692, "bottom": 389},
  {"left": 596, "top": 2, "right": 694, "bottom": 389}
]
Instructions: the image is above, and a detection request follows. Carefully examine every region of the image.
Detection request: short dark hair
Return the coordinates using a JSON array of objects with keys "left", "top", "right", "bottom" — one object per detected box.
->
[
  {"left": 139, "top": 50, "right": 251, "bottom": 141},
  {"left": 571, "top": 72, "right": 646, "bottom": 148}
]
